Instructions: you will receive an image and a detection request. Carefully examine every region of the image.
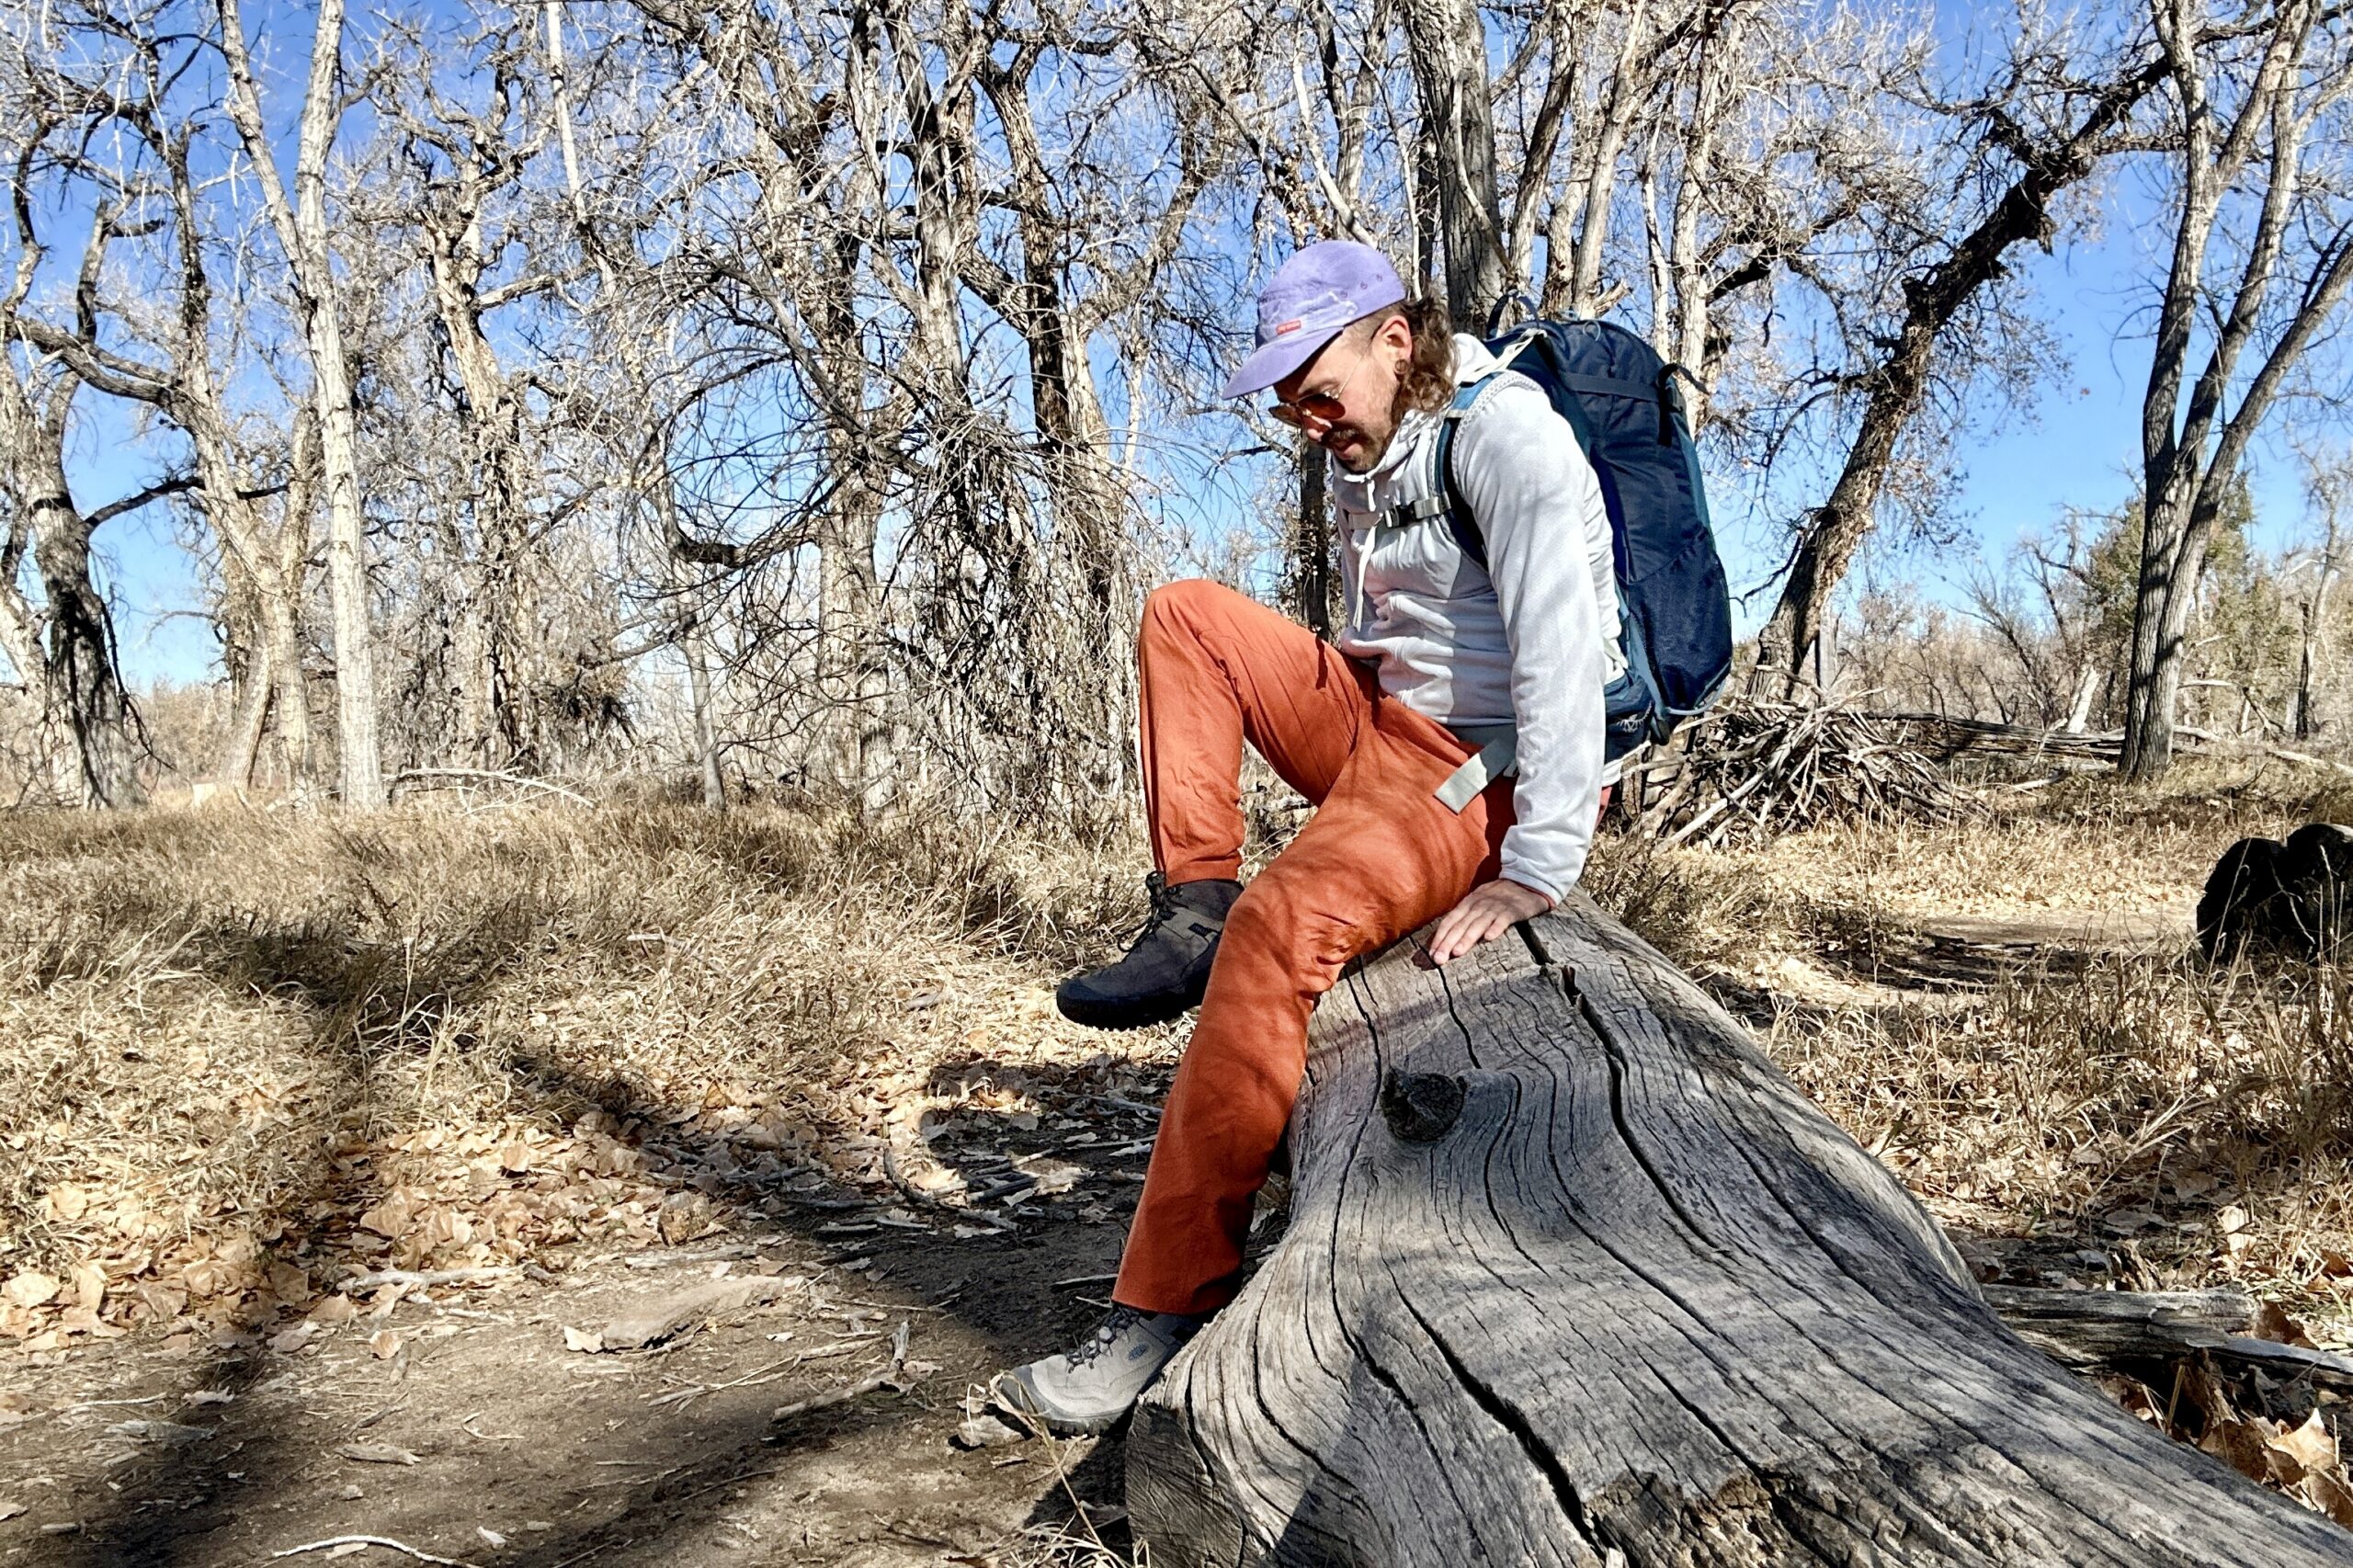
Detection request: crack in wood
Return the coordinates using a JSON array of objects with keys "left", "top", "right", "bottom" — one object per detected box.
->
[
  {"left": 1397, "top": 1292, "right": 1616, "bottom": 1564},
  {"left": 1569, "top": 979, "right": 1718, "bottom": 1249}
]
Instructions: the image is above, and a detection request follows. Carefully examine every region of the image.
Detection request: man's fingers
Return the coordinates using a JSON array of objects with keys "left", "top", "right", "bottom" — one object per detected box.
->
[
  {"left": 1427, "top": 916, "right": 1461, "bottom": 965},
  {"left": 1431, "top": 904, "right": 1506, "bottom": 965},
  {"left": 1431, "top": 884, "right": 1551, "bottom": 967}
]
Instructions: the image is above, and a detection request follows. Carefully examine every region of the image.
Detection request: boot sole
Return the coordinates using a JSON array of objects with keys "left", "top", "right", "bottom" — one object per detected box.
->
[
  {"left": 1053, "top": 988, "right": 1203, "bottom": 1031},
  {"left": 991, "top": 1373, "right": 1133, "bottom": 1437},
  {"left": 1029, "top": 1405, "right": 1129, "bottom": 1437}
]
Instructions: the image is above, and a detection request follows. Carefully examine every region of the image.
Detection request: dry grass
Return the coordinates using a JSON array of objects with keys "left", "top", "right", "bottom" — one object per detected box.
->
[
  {"left": 0, "top": 800, "right": 1170, "bottom": 1348},
  {"left": 1589, "top": 758, "right": 2353, "bottom": 1343}
]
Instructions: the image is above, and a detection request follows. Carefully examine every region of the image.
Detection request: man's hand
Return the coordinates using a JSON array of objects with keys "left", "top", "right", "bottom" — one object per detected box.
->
[{"left": 1425, "top": 878, "right": 1554, "bottom": 966}]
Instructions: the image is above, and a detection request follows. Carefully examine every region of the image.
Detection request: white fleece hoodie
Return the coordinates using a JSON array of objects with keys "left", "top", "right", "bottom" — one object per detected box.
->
[{"left": 1329, "top": 334, "right": 1620, "bottom": 901}]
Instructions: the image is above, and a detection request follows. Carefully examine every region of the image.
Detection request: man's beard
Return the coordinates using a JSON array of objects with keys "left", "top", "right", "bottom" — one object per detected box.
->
[
  {"left": 1326, "top": 426, "right": 1390, "bottom": 474},
  {"left": 1324, "top": 389, "right": 1409, "bottom": 474}
]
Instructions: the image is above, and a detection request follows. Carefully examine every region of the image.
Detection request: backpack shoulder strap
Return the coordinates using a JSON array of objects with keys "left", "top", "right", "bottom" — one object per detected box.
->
[{"left": 1433, "top": 375, "right": 1495, "bottom": 569}]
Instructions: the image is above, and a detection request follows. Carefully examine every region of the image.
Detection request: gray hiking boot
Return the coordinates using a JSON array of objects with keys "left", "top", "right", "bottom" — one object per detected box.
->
[
  {"left": 1055, "top": 873, "right": 1242, "bottom": 1030},
  {"left": 993, "top": 1305, "right": 1210, "bottom": 1435}
]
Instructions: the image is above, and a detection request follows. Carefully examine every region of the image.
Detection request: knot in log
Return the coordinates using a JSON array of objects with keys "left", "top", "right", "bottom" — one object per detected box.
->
[{"left": 1378, "top": 1068, "right": 1465, "bottom": 1142}]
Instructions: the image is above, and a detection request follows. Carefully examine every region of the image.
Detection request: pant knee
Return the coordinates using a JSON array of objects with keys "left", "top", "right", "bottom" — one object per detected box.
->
[
  {"left": 1141, "top": 578, "right": 1239, "bottom": 642},
  {"left": 1221, "top": 874, "right": 1299, "bottom": 954},
  {"left": 1214, "top": 871, "right": 1344, "bottom": 1002}
]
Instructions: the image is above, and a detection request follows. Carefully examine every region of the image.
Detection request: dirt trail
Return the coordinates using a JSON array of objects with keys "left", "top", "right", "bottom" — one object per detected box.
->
[{"left": 1, "top": 1197, "right": 1137, "bottom": 1566}]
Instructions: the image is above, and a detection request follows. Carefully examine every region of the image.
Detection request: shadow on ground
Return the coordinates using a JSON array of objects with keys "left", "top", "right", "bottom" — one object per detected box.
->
[{"left": 15, "top": 888, "right": 1168, "bottom": 1567}]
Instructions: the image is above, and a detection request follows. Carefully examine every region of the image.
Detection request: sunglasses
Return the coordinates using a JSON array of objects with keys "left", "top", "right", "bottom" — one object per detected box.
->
[{"left": 1267, "top": 345, "right": 1370, "bottom": 428}]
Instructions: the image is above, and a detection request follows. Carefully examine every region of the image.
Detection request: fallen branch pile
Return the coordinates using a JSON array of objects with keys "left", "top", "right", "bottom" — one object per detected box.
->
[{"left": 1635, "top": 699, "right": 1977, "bottom": 846}]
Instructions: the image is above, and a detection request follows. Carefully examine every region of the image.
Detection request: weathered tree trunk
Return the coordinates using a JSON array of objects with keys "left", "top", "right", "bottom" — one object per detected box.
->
[
  {"left": 0, "top": 365, "right": 142, "bottom": 805},
  {"left": 1129, "top": 895, "right": 2351, "bottom": 1565},
  {"left": 419, "top": 171, "right": 542, "bottom": 770},
  {"left": 684, "top": 622, "right": 725, "bottom": 811},
  {"left": 214, "top": 619, "right": 273, "bottom": 790},
  {"left": 218, "top": 0, "right": 385, "bottom": 808}
]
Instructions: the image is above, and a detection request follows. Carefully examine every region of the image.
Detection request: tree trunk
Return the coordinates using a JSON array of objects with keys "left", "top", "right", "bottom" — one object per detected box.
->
[
  {"left": 2296, "top": 536, "right": 2335, "bottom": 741},
  {"left": 0, "top": 367, "right": 142, "bottom": 806},
  {"left": 1129, "top": 895, "right": 2351, "bottom": 1565},
  {"left": 215, "top": 628, "right": 273, "bottom": 789},
  {"left": 2065, "top": 659, "right": 2100, "bottom": 734},
  {"left": 686, "top": 624, "right": 725, "bottom": 811},
  {"left": 28, "top": 499, "right": 142, "bottom": 806},
  {"left": 2119, "top": 483, "right": 2211, "bottom": 780},
  {"left": 1564, "top": 0, "right": 1650, "bottom": 318},
  {"left": 217, "top": 0, "right": 383, "bottom": 807},
  {"left": 421, "top": 190, "right": 541, "bottom": 769},
  {"left": 1398, "top": 0, "right": 1506, "bottom": 321},
  {"left": 1289, "top": 443, "right": 1334, "bottom": 642},
  {"left": 0, "top": 526, "right": 59, "bottom": 793}
]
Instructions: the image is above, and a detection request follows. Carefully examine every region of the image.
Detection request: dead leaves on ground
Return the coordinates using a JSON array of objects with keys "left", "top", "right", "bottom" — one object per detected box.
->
[
  {"left": 1, "top": 1109, "right": 775, "bottom": 1358},
  {"left": 3, "top": 1056, "right": 1159, "bottom": 1367},
  {"left": 2109, "top": 1335, "right": 2353, "bottom": 1527}
]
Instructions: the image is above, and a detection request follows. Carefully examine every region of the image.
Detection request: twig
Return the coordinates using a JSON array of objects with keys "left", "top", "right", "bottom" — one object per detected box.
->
[
  {"left": 1079, "top": 1091, "right": 1164, "bottom": 1119},
  {"left": 771, "top": 1320, "right": 911, "bottom": 1421},
  {"left": 341, "top": 1267, "right": 517, "bottom": 1291},
  {"left": 391, "top": 767, "right": 595, "bottom": 807},
  {"left": 1041, "top": 1428, "right": 1110, "bottom": 1554},
  {"left": 881, "top": 1143, "right": 956, "bottom": 1212},
  {"left": 270, "top": 1536, "right": 484, "bottom": 1568},
  {"left": 882, "top": 1144, "right": 1013, "bottom": 1232},
  {"left": 2264, "top": 744, "right": 2353, "bottom": 778}
]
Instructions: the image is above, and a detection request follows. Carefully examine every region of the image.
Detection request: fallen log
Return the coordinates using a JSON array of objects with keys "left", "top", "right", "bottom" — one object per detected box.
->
[
  {"left": 1128, "top": 893, "right": 2352, "bottom": 1566},
  {"left": 1984, "top": 1285, "right": 2353, "bottom": 1397}
]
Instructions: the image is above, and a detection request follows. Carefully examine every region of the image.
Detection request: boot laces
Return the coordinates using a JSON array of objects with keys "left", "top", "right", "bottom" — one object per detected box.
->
[
  {"left": 1122, "top": 873, "right": 1182, "bottom": 955},
  {"left": 1064, "top": 1304, "right": 1147, "bottom": 1369}
]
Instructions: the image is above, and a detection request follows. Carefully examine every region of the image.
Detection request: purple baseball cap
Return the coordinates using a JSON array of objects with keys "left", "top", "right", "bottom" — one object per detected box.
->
[{"left": 1220, "top": 241, "right": 1406, "bottom": 399}]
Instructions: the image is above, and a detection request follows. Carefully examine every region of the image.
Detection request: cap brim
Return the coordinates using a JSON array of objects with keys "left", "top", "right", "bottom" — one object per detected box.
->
[{"left": 1220, "top": 324, "right": 1346, "bottom": 400}]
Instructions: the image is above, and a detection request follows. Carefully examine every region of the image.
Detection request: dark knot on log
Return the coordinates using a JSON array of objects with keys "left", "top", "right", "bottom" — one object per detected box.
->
[{"left": 1379, "top": 1068, "right": 1465, "bottom": 1143}]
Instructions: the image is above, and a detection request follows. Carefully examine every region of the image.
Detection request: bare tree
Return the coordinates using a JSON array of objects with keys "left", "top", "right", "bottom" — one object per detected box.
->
[
  {"left": 0, "top": 338, "right": 144, "bottom": 805},
  {"left": 2118, "top": 0, "right": 2353, "bottom": 778},
  {"left": 4, "top": 3, "right": 323, "bottom": 795},
  {"left": 1752, "top": 23, "right": 2168, "bottom": 693},
  {"left": 2289, "top": 444, "right": 2350, "bottom": 740},
  {"left": 215, "top": 0, "right": 385, "bottom": 806}
]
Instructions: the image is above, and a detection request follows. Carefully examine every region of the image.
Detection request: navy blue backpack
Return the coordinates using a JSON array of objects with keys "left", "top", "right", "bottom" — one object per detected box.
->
[{"left": 1433, "top": 318, "right": 1733, "bottom": 762}]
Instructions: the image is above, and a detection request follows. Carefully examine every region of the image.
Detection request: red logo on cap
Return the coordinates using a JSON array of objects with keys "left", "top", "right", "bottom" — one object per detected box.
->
[{"left": 1274, "top": 319, "right": 1304, "bottom": 336}]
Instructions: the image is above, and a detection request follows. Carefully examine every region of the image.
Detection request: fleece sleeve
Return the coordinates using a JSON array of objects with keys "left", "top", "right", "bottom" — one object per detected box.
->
[{"left": 1449, "top": 380, "right": 1610, "bottom": 901}]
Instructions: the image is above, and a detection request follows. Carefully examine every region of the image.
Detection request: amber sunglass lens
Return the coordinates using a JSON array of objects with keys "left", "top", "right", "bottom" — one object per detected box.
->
[{"left": 1270, "top": 394, "right": 1340, "bottom": 427}]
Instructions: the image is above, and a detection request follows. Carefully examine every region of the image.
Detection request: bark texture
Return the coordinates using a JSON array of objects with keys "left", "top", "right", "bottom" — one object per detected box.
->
[
  {"left": 1128, "top": 893, "right": 2352, "bottom": 1566},
  {"left": 1398, "top": 0, "right": 1506, "bottom": 320}
]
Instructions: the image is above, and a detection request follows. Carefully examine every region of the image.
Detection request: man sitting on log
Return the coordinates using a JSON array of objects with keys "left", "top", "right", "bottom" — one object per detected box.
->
[{"left": 994, "top": 241, "right": 1620, "bottom": 1433}]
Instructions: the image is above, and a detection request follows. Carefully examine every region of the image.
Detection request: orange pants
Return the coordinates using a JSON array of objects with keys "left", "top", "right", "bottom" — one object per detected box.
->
[{"left": 1113, "top": 579, "right": 1518, "bottom": 1316}]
